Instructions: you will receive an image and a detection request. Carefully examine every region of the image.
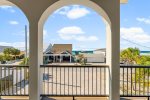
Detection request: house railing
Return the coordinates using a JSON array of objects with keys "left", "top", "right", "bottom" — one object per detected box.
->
[
  {"left": 120, "top": 65, "right": 150, "bottom": 99},
  {"left": 0, "top": 65, "right": 29, "bottom": 96},
  {"left": 40, "top": 65, "right": 109, "bottom": 97},
  {"left": 1, "top": 64, "right": 150, "bottom": 99}
]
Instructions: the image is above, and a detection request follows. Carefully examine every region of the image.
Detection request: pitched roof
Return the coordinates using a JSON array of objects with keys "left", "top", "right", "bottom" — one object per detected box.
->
[
  {"left": 45, "top": 44, "right": 72, "bottom": 54},
  {"left": 94, "top": 48, "right": 106, "bottom": 52},
  {"left": 52, "top": 44, "right": 72, "bottom": 54}
]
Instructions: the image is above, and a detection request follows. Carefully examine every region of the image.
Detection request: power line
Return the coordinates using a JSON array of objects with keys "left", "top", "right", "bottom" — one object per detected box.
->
[{"left": 121, "top": 38, "right": 150, "bottom": 49}]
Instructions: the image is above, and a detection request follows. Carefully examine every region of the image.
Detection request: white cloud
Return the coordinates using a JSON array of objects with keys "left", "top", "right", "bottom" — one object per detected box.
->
[
  {"left": 58, "top": 26, "right": 84, "bottom": 34},
  {"left": 75, "top": 36, "right": 98, "bottom": 41},
  {"left": 0, "top": 42, "right": 25, "bottom": 50},
  {"left": 58, "top": 26, "right": 98, "bottom": 42},
  {"left": 0, "top": 6, "right": 15, "bottom": 13},
  {"left": 136, "top": 17, "right": 150, "bottom": 24},
  {"left": 9, "top": 21, "right": 19, "bottom": 25},
  {"left": 54, "top": 5, "right": 90, "bottom": 19},
  {"left": 120, "top": 27, "right": 150, "bottom": 43},
  {"left": 58, "top": 26, "right": 84, "bottom": 40}
]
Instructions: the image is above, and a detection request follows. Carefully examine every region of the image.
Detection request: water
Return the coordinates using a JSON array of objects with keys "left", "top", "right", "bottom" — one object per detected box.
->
[{"left": 140, "top": 51, "right": 150, "bottom": 55}]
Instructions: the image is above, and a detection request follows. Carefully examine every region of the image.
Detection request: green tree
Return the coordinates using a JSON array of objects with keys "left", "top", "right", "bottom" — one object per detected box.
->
[
  {"left": 120, "top": 47, "right": 150, "bottom": 94},
  {"left": 0, "top": 55, "right": 4, "bottom": 62},
  {"left": 11, "top": 48, "right": 20, "bottom": 60},
  {"left": 120, "top": 47, "right": 140, "bottom": 65},
  {"left": 19, "top": 57, "right": 29, "bottom": 66},
  {"left": 3, "top": 48, "right": 21, "bottom": 61},
  {"left": 3, "top": 48, "right": 12, "bottom": 55},
  {"left": 3, "top": 54, "right": 13, "bottom": 61}
]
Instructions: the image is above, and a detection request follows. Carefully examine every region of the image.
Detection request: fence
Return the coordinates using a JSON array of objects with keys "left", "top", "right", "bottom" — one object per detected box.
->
[
  {"left": 0, "top": 65, "right": 29, "bottom": 96},
  {"left": 40, "top": 65, "right": 109, "bottom": 97},
  {"left": 120, "top": 65, "right": 150, "bottom": 99}
]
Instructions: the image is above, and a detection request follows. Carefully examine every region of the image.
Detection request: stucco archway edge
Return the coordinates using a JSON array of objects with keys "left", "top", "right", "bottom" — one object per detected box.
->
[
  {"left": 39, "top": 0, "right": 112, "bottom": 27},
  {"left": 0, "top": 0, "right": 120, "bottom": 100},
  {"left": 0, "top": 0, "right": 113, "bottom": 28},
  {"left": 0, "top": 0, "right": 30, "bottom": 22}
]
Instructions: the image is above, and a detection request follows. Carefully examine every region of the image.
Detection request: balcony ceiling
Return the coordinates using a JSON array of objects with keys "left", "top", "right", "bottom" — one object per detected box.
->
[{"left": 120, "top": 0, "right": 128, "bottom": 3}]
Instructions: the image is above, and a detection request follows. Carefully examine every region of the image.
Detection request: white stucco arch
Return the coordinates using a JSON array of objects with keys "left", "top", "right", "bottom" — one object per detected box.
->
[
  {"left": 0, "top": 0, "right": 120, "bottom": 100},
  {"left": 0, "top": 0, "right": 29, "bottom": 23},
  {"left": 38, "top": 1, "right": 114, "bottom": 99},
  {"left": 38, "top": 0, "right": 112, "bottom": 65},
  {"left": 39, "top": 0, "right": 111, "bottom": 28}
]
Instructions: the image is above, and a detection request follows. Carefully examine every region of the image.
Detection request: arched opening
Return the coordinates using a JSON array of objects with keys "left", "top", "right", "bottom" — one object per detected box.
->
[
  {"left": 0, "top": 0, "right": 120, "bottom": 100},
  {"left": 39, "top": 0, "right": 112, "bottom": 65},
  {"left": 0, "top": 0, "right": 29, "bottom": 64},
  {"left": 43, "top": 5, "right": 107, "bottom": 64},
  {"left": 39, "top": 0, "right": 112, "bottom": 97},
  {"left": 39, "top": 0, "right": 111, "bottom": 27},
  {"left": 0, "top": 0, "right": 29, "bottom": 96}
]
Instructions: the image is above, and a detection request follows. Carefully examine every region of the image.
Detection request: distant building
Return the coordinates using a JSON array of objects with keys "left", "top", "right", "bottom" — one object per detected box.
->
[
  {"left": 82, "top": 48, "right": 106, "bottom": 63},
  {"left": 72, "top": 50, "right": 93, "bottom": 56},
  {"left": 83, "top": 53, "right": 106, "bottom": 63},
  {"left": 94, "top": 48, "right": 106, "bottom": 56},
  {"left": 44, "top": 44, "right": 73, "bottom": 63},
  {"left": 0, "top": 46, "right": 13, "bottom": 54}
]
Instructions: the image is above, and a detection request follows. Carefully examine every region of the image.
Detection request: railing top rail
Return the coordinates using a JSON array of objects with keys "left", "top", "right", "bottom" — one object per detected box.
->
[
  {"left": 40, "top": 64, "right": 109, "bottom": 68},
  {"left": 120, "top": 65, "right": 150, "bottom": 68},
  {"left": 0, "top": 65, "right": 29, "bottom": 68}
]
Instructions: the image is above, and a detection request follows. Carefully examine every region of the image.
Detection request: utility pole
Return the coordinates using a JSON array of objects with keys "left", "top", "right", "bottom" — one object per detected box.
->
[{"left": 25, "top": 25, "right": 28, "bottom": 58}]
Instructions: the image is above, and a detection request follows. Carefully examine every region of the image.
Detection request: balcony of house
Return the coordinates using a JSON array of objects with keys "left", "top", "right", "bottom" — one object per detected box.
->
[
  {"left": 0, "top": 65, "right": 150, "bottom": 100},
  {"left": 2, "top": 0, "right": 149, "bottom": 100}
]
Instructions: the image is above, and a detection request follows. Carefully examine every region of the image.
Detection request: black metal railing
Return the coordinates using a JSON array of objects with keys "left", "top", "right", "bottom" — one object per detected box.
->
[
  {"left": 0, "top": 65, "right": 29, "bottom": 96},
  {"left": 120, "top": 65, "right": 150, "bottom": 99},
  {"left": 1, "top": 64, "right": 150, "bottom": 99},
  {"left": 40, "top": 65, "right": 109, "bottom": 97}
]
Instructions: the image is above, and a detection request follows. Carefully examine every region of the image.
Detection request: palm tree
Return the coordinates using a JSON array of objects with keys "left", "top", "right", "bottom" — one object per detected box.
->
[
  {"left": 19, "top": 57, "right": 29, "bottom": 65},
  {"left": 120, "top": 47, "right": 140, "bottom": 65}
]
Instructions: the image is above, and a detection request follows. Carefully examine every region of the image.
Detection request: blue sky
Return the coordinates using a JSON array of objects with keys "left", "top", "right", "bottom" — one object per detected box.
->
[{"left": 0, "top": 0, "right": 150, "bottom": 51}]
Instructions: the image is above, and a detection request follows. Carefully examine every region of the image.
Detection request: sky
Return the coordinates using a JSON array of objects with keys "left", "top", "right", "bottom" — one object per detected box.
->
[{"left": 0, "top": 0, "right": 150, "bottom": 51}]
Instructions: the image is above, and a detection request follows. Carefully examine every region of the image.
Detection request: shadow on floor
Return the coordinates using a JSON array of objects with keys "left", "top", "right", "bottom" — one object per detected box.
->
[
  {"left": 41, "top": 96, "right": 56, "bottom": 100},
  {"left": 120, "top": 98, "right": 131, "bottom": 100}
]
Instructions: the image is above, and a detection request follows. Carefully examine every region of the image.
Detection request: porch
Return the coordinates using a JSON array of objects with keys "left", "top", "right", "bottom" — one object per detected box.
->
[
  {"left": 0, "top": 0, "right": 124, "bottom": 100},
  {"left": 0, "top": 65, "right": 150, "bottom": 100}
]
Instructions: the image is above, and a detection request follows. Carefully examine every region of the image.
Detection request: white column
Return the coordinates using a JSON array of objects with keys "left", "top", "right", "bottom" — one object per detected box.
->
[
  {"left": 106, "top": 23, "right": 111, "bottom": 97},
  {"left": 53, "top": 55, "right": 55, "bottom": 63},
  {"left": 106, "top": 21, "right": 120, "bottom": 100},
  {"left": 59, "top": 55, "right": 61, "bottom": 63},
  {"left": 110, "top": 24, "right": 120, "bottom": 100},
  {"left": 70, "top": 55, "right": 71, "bottom": 63},
  {"left": 29, "top": 21, "right": 43, "bottom": 100}
]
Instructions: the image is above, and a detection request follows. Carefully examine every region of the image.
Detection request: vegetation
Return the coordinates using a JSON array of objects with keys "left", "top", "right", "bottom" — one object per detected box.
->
[
  {"left": 19, "top": 57, "right": 29, "bottom": 66},
  {"left": 11, "top": 48, "right": 21, "bottom": 60},
  {"left": 0, "top": 48, "right": 21, "bottom": 62},
  {"left": 120, "top": 47, "right": 140, "bottom": 65},
  {"left": 3, "top": 54, "right": 13, "bottom": 61},
  {"left": 120, "top": 47, "right": 150, "bottom": 94},
  {"left": 0, "top": 55, "right": 4, "bottom": 62},
  {"left": 76, "top": 54, "right": 87, "bottom": 65},
  {"left": 3, "top": 48, "right": 12, "bottom": 55},
  {"left": 120, "top": 47, "right": 150, "bottom": 65}
]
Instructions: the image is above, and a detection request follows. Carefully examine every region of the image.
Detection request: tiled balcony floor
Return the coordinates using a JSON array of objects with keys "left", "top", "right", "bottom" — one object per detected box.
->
[{"left": 0, "top": 96, "right": 148, "bottom": 100}]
